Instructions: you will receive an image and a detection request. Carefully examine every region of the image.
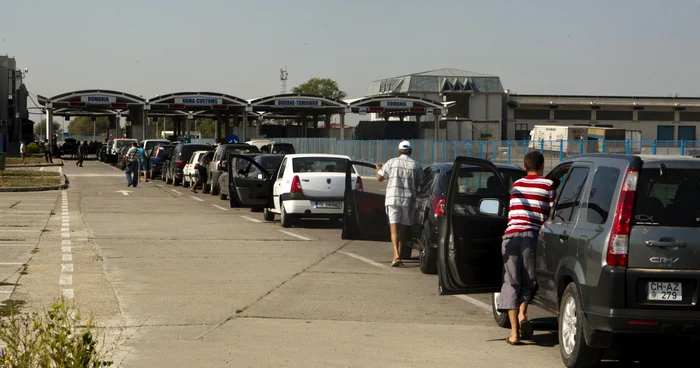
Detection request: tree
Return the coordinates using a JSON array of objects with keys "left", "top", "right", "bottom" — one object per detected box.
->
[
  {"left": 67, "top": 117, "right": 110, "bottom": 136},
  {"left": 34, "top": 120, "right": 62, "bottom": 136},
  {"left": 291, "top": 78, "right": 347, "bottom": 100},
  {"left": 195, "top": 119, "right": 216, "bottom": 138}
]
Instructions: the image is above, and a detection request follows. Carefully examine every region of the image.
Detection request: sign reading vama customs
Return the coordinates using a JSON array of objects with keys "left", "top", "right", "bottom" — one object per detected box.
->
[
  {"left": 80, "top": 95, "right": 116, "bottom": 103},
  {"left": 174, "top": 97, "right": 223, "bottom": 105}
]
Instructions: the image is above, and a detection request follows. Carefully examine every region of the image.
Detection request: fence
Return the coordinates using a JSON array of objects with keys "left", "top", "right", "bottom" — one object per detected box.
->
[{"left": 272, "top": 138, "right": 700, "bottom": 168}]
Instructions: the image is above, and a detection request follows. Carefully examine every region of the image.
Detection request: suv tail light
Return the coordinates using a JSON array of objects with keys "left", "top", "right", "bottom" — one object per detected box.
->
[
  {"left": 606, "top": 168, "right": 638, "bottom": 267},
  {"left": 291, "top": 175, "right": 303, "bottom": 194},
  {"left": 175, "top": 160, "right": 184, "bottom": 168},
  {"left": 354, "top": 176, "right": 363, "bottom": 191},
  {"left": 194, "top": 164, "right": 200, "bottom": 170},
  {"left": 432, "top": 196, "right": 446, "bottom": 217}
]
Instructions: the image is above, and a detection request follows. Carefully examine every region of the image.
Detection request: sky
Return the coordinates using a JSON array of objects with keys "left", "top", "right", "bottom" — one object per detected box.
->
[{"left": 2, "top": 0, "right": 700, "bottom": 104}]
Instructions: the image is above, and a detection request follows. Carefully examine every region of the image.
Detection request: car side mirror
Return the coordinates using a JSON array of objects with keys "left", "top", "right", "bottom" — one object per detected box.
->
[
  {"left": 479, "top": 199, "right": 502, "bottom": 216},
  {"left": 257, "top": 173, "right": 263, "bottom": 180}
]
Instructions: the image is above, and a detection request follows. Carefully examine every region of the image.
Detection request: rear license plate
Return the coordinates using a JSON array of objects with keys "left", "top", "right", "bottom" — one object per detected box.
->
[
  {"left": 315, "top": 201, "right": 342, "bottom": 209},
  {"left": 647, "top": 282, "right": 682, "bottom": 302}
]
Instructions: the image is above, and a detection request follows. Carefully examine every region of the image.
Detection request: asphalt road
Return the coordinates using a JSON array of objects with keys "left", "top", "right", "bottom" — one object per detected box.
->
[{"left": 0, "top": 159, "right": 653, "bottom": 367}]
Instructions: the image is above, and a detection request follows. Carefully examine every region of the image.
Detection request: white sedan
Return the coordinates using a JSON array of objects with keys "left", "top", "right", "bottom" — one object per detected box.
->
[{"left": 227, "top": 154, "right": 359, "bottom": 228}]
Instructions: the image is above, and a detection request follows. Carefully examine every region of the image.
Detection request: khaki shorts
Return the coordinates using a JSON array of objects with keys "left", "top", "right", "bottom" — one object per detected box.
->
[{"left": 385, "top": 205, "right": 411, "bottom": 226}]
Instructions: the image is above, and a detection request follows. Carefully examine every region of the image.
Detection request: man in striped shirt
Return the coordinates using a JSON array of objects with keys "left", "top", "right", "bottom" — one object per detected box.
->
[{"left": 498, "top": 150, "right": 556, "bottom": 345}]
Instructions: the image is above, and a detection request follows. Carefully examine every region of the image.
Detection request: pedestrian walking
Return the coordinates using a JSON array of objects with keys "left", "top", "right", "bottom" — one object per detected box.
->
[
  {"left": 497, "top": 150, "right": 556, "bottom": 345},
  {"left": 40, "top": 139, "right": 52, "bottom": 163},
  {"left": 125, "top": 142, "right": 141, "bottom": 188},
  {"left": 76, "top": 141, "right": 87, "bottom": 167},
  {"left": 375, "top": 141, "right": 424, "bottom": 267},
  {"left": 138, "top": 145, "right": 149, "bottom": 182},
  {"left": 191, "top": 151, "right": 213, "bottom": 194},
  {"left": 19, "top": 140, "right": 26, "bottom": 165}
]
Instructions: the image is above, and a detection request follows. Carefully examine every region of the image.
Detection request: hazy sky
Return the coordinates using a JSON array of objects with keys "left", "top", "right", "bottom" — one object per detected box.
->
[{"left": 2, "top": 0, "right": 700, "bottom": 102}]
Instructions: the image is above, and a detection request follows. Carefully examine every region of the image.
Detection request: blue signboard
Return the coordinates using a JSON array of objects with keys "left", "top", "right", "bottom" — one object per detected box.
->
[{"left": 226, "top": 134, "right": 240, "bottom": 144}]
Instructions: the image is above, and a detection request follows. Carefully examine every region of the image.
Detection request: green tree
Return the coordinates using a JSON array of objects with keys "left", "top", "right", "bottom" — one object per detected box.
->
[
  {"left": 291, "top": 78, "right": 347, "bottom": 100},
  {"left": 195, "top": 119, "right": 216, "bottom": 138},
  {"left": 34, "top": 120, "right": 62, "bottom": 136},
  {"left": 67, "top": 117, "right": 110, "bottom": 136}
]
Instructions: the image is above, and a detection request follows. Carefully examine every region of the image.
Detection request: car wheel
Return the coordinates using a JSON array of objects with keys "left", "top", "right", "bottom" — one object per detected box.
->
[
  {"left": 280, "top": 202, "right": 293, "bottom": 228},
  {"left": 182, "top": 178, "right": 189, "bottom": 188},
  {"left": 263, "top": 208, "right": 275, "bottom": 222},
  {"left": 418, "top": 225, "right": 437, "bottom": 274},
  {"left": 559, "top": 283, "right": 602, "bottom": 368},
  {"left": 491, "top": 293, "right": 511, "bottom": 328},
  {"left": 174, "top": 175, "right": 181, "bottom": 186},
  {"left": 211, "top": 181, "right": 219, "bottom": 195}
]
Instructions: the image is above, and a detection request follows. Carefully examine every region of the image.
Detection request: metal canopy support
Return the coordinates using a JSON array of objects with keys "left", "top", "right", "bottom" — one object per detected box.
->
[
  {"left": 242, "top": 112, "right": 248, "bottom": 141},
  {"left": 339, "top": 113, "right": 345, "bottom": 140},
  {"left": 433, "top": 112, "right": 440, "bottom": 141},
  {"left": 45, "top": 104, "right": 53, "bottom": 140}
]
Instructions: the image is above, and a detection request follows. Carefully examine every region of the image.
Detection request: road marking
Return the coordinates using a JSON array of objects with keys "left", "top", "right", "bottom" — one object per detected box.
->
[
  {"left": 115, "top": 190, "right": 132, "bottom": 196},
  {"left": 171, "top": 189, "right": 181, "bottom": 195},
  {"left": 212, "top": 204, "right": 228, "bottom": 211},
  {"left": 278, "top": 230, "right": 312, "bottom": 241},
  {"left": 61, "top": 232, "right": 70, "bottom": 238},
  {"left": 61, "top": 264, "right": 74, "bottom": 273},
  {"left": 62, "top": 254, "right": 72, "bottom": 262},
  {"left": 0, "top": 291, "right": 12, "bottom": 293},
  {"left": 453, "top": 295, "right": 491, "bottom": 312},
  {"left": 39, "top": 167, "right": 44, "bottom": 171},
  {"left": 59, "top": 274, "right": 72, "bottom": 285},
  {"left": 189, "top": 195, "right": 204, "bottom": 202},
  {"left": 61, "top": 227, "right": 70, "bottom": 232},
  {"left": 154, "top": 184, "right": 163, "bottom": 188},
  {"left": 339, "top": 251, "right": 390, "bottom": 270},
  {"left": 62, "top": 289, "right": 74, "bottom": 299},
  {"left": 240, "top": 216, "right": 261, "bottom": 223},
  {"left": 62, "top": 246, "right": 71, "bottom": 253},
  {"left": 62, "top": 240, "right": 71, "bottom": 246}
]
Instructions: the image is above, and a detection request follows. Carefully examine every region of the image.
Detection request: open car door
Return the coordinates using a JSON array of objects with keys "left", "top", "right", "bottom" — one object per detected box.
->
[
  {"left": 227, "top": 153, "right": 272, "bottom": 208},
  {"left": 437, "top": 157, "right": 511, "bottom": 295},
  {"left": 341, "top": 161, "right": 390, "bottom": 241}
]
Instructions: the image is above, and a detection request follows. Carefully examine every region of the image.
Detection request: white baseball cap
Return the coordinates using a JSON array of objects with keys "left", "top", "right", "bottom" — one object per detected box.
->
[{"left": 398, "top": 140, "right": 412, "bottom": 150}]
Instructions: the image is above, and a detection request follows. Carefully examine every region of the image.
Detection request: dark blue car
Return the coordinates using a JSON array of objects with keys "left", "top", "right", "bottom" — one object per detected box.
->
[{"left": 148, "top": 144, "right": 175, "bottom": 179}]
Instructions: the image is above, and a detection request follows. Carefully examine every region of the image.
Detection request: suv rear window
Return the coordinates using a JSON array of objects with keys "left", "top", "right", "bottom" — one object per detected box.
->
[
  {"left": 633, "top": 168, "right": 700, "bottom": 227},
  {"left": 292, "top": 158, "right": 348, "bottom": 173},
  {"left": 271, "top": 143, "right": 295, "bottom": 154}
]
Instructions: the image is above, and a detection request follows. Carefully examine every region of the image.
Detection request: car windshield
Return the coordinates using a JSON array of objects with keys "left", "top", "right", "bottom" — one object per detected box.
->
[
  {"left": 292, "top": 157, "right": 348, "bottom": 173},
  {"left": 116, "top": 140, "right": 136, "bottom": 149},
  {"left": 633, "top": 168, "right": 700, "bottom": 227}
]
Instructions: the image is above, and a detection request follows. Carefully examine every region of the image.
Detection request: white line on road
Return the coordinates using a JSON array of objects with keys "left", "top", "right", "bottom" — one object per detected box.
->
[
  {"left": 339, "top": 251, "right": 390, "bottom": 270},
  {"left": 189, "top": 195, "right": 204, "bottom": 202},
  {"left": 62, "top": 240, "right": 71, "bottom": 246},
  {"left": 212, "top": 204, "right": 228, "bottom": 211},
  {"left": 62, "top": 254, "right": 72, "bottom": 262},
  {"left": 61, "top": 264, "right": 74, "bottom": 273},
  {"left": 62, "top": 289, "right": 74, "bottom": 299},
  {"left": 0, "top": 291, "right": 12, "bottom": 293},
  {"left": 61, "top": 232, "right": 70, "bottom": 238},
  {"left": 154, "top": 184, "right": 163, "bottom": 188},
  {"left": 61, "top": 227, "right": 70, "bottom": 232},
  {"left": 59, "top": 274, "right": 72, "bottom": 285},
  {"left": 62, "top": 246, "right": 71, "bottom": 253},
  {"left": 240, "top": 216, "right": 261, "bottom": 223},
  {"left": 171, "top": 189, "right": 181, "bottom": 195},
  {"left": 39, "top": 167, "right": 44, "bottom": 171},
  {"left": 453, "top": 295, "right": 491, "bottom": 312},
  {"left": 278, "top": 230, "right": 312, "bottom": 241}
]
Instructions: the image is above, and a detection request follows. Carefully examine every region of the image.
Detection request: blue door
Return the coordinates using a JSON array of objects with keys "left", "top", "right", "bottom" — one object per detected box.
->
[
  {"left": 657, "top": 125, "right": 675, "bottom": 141},
  {"left": 678, "top": 126, "right": 696, "bottom": 141}
]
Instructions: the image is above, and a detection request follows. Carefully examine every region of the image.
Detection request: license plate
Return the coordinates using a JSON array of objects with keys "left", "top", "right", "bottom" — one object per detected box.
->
[
  {"left": 647, "top": 282, "right": 682, "bottom": 302},
  {"left": 315, "top": 201, "right": 342, "bottom": 209}
]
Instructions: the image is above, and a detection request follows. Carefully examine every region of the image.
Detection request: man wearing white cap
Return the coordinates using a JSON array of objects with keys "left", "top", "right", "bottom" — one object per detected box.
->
[{"left": 376, "top": 140, "right": 424, "bottom": 267}]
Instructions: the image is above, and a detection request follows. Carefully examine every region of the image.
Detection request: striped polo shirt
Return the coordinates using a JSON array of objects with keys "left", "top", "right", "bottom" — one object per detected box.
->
[
  {"left": 377, "top": 155, "right": 424, "bottom": 207},
  {"left": 504, "top": 175, "right": 556, "bottom": 235}
]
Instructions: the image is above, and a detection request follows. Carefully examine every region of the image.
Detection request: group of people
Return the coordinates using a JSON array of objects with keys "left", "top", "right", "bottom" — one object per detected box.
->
[
  {"left": 377, "top": 141, "right": 555, "bottom": 346},
  {"left": 18, "top": 138, "right": 58, "bottom": 165}
]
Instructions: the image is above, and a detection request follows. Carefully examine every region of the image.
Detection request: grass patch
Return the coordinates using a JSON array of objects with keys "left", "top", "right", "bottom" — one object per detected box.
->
[
  {"left": 0, "top": 300, "right": 25, "bottom": 318},
  {"left": 5, "top": 156, "right": 49, "bottom": 165},
  {"left": 0, "top": 170, "right": 61, "bottom": 188}
]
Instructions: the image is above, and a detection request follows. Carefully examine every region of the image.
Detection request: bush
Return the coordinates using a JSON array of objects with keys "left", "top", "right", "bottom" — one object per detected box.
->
[
  {"left": 0, "top": 298, "right": 112, "bottom": 367},
  {"left": 26, "top": 142, "right": 40, "bottom": 154}
]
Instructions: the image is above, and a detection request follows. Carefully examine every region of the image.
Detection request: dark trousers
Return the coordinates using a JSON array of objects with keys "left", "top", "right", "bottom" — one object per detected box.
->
[
  {"left": 76, "top": 153, "right": 84, "bottom": 166},
  {"left": 44, "top": 152, "right": 52, "bottom": 163},
  {"left": 125, "top": 161, "right": 139, "bottom": 187}
]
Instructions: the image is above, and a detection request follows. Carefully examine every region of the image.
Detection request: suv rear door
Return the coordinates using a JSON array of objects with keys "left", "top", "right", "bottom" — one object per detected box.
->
[
  {"left": 227, "top": 154, "right": 272, "bottom": 208},
  {"left": 437, "top": 157, "right": 511, "bottom": 295},
  {"left": 627, "top": 158, "right": 700, "bottom": 308}
]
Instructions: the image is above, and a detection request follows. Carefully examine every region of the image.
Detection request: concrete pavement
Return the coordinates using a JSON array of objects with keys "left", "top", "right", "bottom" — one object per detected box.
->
[{"left": 2, "top": 157, "right": 639, "bottom": 367}]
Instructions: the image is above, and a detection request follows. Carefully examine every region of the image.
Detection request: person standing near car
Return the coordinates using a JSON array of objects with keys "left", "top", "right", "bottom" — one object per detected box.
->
[
  {"left": 76, "top": 141, "right": 87, "bottom": 167},
  {"left": 125, "top": 142, "right": 141, "bottom": 187},
  {"left": 191, "top": 151, "right": 213, "bottom": 194},
  {"left": 19, "top": 140, "right": 26, "bottom": 165},
  {"left": 138, "top": 145, "right": 149, "bottom": 182},
  {"left": 375, "top": 141, "right": 424, "bottom": 267},
  {"left": 40, "top": 139, "right": 52, "bottom": 163},
  {"left": 498, "top": 150, "right": 556, "bottom": 345}
]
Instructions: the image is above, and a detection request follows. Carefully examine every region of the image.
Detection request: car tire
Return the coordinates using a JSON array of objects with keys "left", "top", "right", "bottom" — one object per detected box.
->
[
  {"left": 559, "top": 283, "right": 602, "bottom": 368},
  {"left": 418, "top": 224, "right": 437, "bottom": 274},
  {"left": 491, "top": 293, "right": 511, "bottom": 328},
  {"left": 263, "top": 208, "right": 275, "bottom": 222},
  {"left": 280, "top": 202, "right": 293, "bottom": 228},
  {"left": 211, "top": 180, "right": 219, "bottom": 195}
]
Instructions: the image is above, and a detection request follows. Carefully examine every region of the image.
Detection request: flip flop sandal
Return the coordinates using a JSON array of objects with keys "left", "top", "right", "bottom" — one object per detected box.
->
[
  {"left": 519, "top": 319, "right": 533, "bottom": 340},
  {"left": 391, "top": 259, "right": 403, "bottom": 267},
  {"left": 505, "top": 338, "right": 522, "bottom": 346}
]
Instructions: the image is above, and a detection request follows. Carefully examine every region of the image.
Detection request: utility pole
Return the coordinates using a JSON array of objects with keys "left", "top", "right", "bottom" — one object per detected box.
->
[{"left": 280, "top": 67, "right": 288, "bottom": 94}]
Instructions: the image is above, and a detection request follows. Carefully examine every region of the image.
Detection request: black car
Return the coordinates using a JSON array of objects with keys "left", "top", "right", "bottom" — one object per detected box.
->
[
  {"left": 148, "top": 144, "right": 175, "bottom": 179},
  {"left": 165, "top": 143, "right": 213, "bottom": 186},
  {"left": 219, "top": 154, "right": 284, "bottom": 202},
  {"left": 411, "top": 162, "right": 526, "bottom": 274}
]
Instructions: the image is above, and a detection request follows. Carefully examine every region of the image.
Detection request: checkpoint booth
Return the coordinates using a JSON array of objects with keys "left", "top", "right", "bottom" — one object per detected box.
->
[
  {"left": 146, "top": 92, "right": 249, "bottom": 141},
  {"left": 38, "top": 90, "right": 146, "bottom": 141},
  {"left": 346, "top": 95, "right": 445, "bottom": 139},
  {"left": 249, "top": 93, "right": 348, "bottom": 139}
]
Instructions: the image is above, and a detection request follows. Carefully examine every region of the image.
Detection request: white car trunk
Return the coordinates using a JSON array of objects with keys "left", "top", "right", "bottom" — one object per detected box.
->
[{"left": 296, "top": 173, "right": 355, "bottom": 198}]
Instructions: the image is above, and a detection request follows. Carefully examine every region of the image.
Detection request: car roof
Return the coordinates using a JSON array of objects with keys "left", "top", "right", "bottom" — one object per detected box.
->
[
  {"left": 286, "top": 154, "right": 350, "bottom": 159},
  {"left": 427, "top": 162, "right": 525, "bottom": 171}
]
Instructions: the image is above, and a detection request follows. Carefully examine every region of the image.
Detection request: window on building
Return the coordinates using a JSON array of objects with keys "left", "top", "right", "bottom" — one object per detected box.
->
[
  {"left": 680, "top": 112, "right": 700, "bottom": 122},
  {"left": 514, "top": 109, "right": 549, "bottom": 120},
  {"left": 594, "top": 124, "right": 614, "bottom": 128},
  {"left": 596, "top": 110, "right": 633, "bottom": 120},
  {"left": 554, "top": 110, "right": 591, "bottom": 120},
  {"left": 638, "top": 111, "right": 675, "bottom": 121},
  {"left": 657, "top": 125, "right": 675, "bottom": 141},
  {"left": 515, "top": 124, "right": 529, "bottom": 140},
  {"left": 678, "top": 126, "right": 696, "bottom": 141}
]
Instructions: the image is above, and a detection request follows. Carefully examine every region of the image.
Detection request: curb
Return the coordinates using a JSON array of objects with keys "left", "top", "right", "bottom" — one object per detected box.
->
[
  {"left": 0, "top": 173, "right": 70, "bottom": 193},
  {"left": 6, "top": 163, "right": 64, "bottom": 168}
]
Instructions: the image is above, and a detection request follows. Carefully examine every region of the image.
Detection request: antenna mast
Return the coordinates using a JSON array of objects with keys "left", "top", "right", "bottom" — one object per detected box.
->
[{"left": 280, "top": 67, "right": 289, "bottom": 93}]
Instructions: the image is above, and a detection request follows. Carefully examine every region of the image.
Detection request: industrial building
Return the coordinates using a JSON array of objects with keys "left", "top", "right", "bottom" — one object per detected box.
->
[{"left": 0, "top": 55, "right": 31, "bottom": 153}]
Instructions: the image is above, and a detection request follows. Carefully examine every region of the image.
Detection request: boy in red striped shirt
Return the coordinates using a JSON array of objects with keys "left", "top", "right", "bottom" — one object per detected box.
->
[{"left": 498, "top": 150, "right": 556, "bottom": 345}]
